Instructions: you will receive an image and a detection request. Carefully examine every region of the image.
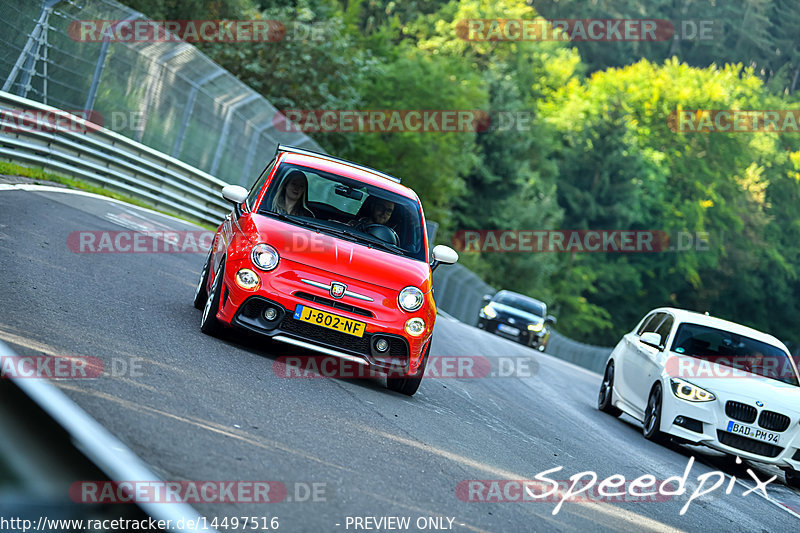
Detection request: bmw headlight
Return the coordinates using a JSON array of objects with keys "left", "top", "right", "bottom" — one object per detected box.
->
[
  {"left": 527, "top": 322, "right": 544, "bottom": 332},
  {"left": 481, "top": 305, "right": 497, "bottom": 319},
  {"left": 398, "top": 286, "right": 424, "bottom": 312},
  {"left": 670, "top": 378, "right": 716, "bottom": 402},
  {"left": 251, "top": 243, "right": 279, "bottom": 271}
]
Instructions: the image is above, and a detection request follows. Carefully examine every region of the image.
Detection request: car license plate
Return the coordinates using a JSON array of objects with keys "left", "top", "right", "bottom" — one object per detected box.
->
[
  {"left": 293, "top": 305, "right": 366, "bottom": 338},
  {"left": 726, "top": 421, "right": 780, "bottom": 445},
  {"left": 497, "top": 323, "right": 520, "bottom": 336}
]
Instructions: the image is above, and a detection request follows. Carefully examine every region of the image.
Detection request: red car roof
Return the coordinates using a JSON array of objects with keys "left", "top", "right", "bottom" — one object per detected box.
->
[{"left": 280, "top": 152, "right": 419, "bottom": 201}]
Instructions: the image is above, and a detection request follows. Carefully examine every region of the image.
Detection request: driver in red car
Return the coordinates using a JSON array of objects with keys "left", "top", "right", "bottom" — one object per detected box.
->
[{"left": 352, "top": 197, "right": 394, "bottom": 229}]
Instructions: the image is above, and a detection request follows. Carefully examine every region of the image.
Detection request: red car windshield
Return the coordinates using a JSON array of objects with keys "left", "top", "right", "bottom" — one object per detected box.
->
[{"left": 258, "top": 163, "right": 427, "bottom": 262}]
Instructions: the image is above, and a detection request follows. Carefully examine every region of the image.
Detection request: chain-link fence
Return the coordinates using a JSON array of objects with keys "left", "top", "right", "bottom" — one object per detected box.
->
[{"left": 1, "top": 0, "right": 320, "bottom": 186}]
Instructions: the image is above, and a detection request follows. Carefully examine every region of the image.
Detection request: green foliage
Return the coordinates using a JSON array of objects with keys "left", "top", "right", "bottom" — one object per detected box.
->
[{"left": 115, "top": 0, "right": 800, "bottom": 348}]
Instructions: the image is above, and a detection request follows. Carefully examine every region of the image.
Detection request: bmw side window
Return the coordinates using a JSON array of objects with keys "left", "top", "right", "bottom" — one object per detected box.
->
[
  {"left": 637, "top": 313, "right": 660, "bottom": 335},
  {"left": 246, "top": 159, "right": 275, "bottom": 211},
  {"left": 654, "top": 315, "right": 674, "bottom": 346}
]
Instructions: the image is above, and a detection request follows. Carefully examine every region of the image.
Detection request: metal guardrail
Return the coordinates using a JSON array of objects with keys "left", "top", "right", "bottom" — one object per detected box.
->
[
  {"left": 545, "top": 330, "right": 613, "bottom": 374},
  {"left": 433, "top": 263, "right": 612, "bottom": 374},
  {"left": 0, "top": 90, "right": 231, "bottom": 225}
]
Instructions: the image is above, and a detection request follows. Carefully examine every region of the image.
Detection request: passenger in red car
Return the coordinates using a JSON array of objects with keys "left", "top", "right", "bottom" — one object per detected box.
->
[{"left": 272, "top": 170, "right": 315, "bottom": 217}]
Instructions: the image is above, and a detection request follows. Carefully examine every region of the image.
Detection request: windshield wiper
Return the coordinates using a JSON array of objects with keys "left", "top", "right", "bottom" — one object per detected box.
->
[
  {"left": 357, "top": 235, "right": 405, "bottom": 254},
  {"left": 268, "top": 211, "right": 321, "bottom": 230},
  {"left": 267, "top": 212, "right": 406, "bottom": 253}
]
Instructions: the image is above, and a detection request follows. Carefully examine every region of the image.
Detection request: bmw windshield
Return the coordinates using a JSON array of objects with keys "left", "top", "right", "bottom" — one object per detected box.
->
[{"left": 670, "top": 323, "right": 799, "bottom": 386}]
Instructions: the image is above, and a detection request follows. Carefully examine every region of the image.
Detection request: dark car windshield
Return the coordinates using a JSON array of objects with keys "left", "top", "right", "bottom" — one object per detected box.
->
[
  {"left": 256, "top": 163, "right": 426, "bottom": 261},
  {"left": 493, "top": 293, "right": 546, "bottom": 318},
  {"left": 670, "top": 323, "right": 799, "bottom": 386}
]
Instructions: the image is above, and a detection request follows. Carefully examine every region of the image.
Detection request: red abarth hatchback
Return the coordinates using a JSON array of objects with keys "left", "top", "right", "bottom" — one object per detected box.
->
[{"left": 193, "top": 145, "right": 458, "bottom": 395}]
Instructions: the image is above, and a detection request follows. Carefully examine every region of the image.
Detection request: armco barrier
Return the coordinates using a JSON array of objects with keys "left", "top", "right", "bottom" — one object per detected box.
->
[
  {"left": 0, "top": 90, "right": 230, "bottom": 225},
  {"left": 545, "top": 330, "right": 612, "bottom": 374},
  {"left": 433, "top": 264, "right": 612, "bottom": 374},
  {"left": 432, "top": 262, "right": 495, "bottom": 326}
]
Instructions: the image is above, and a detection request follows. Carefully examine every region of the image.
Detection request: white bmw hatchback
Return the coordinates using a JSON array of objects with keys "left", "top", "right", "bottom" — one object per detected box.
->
[{"left": 598, "top": 307, "right": 800, "bottom": 488}]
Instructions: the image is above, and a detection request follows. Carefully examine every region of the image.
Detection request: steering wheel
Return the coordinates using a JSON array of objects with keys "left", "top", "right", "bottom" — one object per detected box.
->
[{"left": 363, "top": 223, "right": 399, "bottom": 246}]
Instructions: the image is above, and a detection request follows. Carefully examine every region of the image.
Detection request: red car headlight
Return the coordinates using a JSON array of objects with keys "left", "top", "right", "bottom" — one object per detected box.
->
[
  {"left": 251, "top": 243, "right": 279, "bottom": 271},
  {"left": 398, "top": 286, "right": 424, "bottom": 312}
]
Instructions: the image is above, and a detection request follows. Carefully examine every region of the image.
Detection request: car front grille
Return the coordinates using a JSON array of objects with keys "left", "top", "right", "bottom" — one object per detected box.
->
[
  {"left": 280, "top": 316, "right": 408, "bottom": 361},
  {"left": 758, "top": 410, "right": 791, "bottom": 432},
  {"left": 294, "top": 291, "right": 374, "bottom": 318},
  {"left": 716, "top": 430, "right": 783, "bottom": 458},
  {"left": 725, "top": 401, "right": 757, "bottom": 424}
]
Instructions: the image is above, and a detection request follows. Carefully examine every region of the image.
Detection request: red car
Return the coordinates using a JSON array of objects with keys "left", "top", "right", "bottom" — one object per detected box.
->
[{"left": 193, "top": 145, "right": 458, "bottom": 395}]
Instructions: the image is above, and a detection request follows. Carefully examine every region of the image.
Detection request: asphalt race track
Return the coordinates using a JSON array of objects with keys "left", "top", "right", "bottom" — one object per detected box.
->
[{"left": 2, "top": 183, "right": 800, "bottom": 532}]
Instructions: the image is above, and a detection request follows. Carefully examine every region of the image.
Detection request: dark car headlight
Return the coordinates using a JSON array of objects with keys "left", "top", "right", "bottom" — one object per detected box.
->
[{"left": 480, "top": 305, "right": 497, "bottom": 319}]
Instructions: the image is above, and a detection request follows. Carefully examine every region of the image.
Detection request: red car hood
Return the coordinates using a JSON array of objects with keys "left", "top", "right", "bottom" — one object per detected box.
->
[{"left": 245, "top": 216, "right": 431, "bottom": 292}]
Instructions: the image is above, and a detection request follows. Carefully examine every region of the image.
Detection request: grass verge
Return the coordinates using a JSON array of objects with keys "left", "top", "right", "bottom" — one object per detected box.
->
[{"left": 0, "top": 160, "right": 218, "bottom": 230}]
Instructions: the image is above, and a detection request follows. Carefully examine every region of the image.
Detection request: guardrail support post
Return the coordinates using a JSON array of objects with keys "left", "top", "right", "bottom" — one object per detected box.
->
[
  {"left": 242, "top": 122, "right": 277, "bottom": 185},
  {"left": 3, "top": 1, "right": 58, "bottom": 97},
  {"left": 85, "top": 15, "right": 139, "bottom": 113},
  {"left": 134, "top": 45, "right": 190, "bottom": 143},
  {"left": 210, "top": 93, "right": 259, "bottom": 175},
  {"left": 172, "top": 70, "right": 224, "bottom": 158}
]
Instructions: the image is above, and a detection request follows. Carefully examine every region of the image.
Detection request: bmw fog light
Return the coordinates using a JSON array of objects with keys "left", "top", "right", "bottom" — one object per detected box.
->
[
  {"left": 404, "top": 318, "right": 426, "bottom": 337},
  {"left": 235, "top": 268, "right": 260, "bottom": 290},
  {"left": 264, "top": 307, "right": 278, "bottom": 321},
  {"left": 375, "top": 339, "right": 389, "bottom": 352}
]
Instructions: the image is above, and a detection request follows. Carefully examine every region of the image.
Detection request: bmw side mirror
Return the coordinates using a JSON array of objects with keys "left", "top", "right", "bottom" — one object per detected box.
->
[
  {"left": 640, "top": 332, "right": 663, "bottom": 351},
  {"left": 545, "top": 315, "right": 557, "bottom": 326},
  {"left": 431, "top": 245, "right": 459, "bottom": 272},
  {"left": 221, "top": 185, "right": 248, "bottom": 204},
  {"left": 482, "top": 294, "right": 493, "bottom": 303}
]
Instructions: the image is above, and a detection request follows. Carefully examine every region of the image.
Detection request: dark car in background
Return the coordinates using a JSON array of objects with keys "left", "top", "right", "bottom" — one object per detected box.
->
[{"left": 477, "top": 290, "right": 556, "bottom": 351}]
